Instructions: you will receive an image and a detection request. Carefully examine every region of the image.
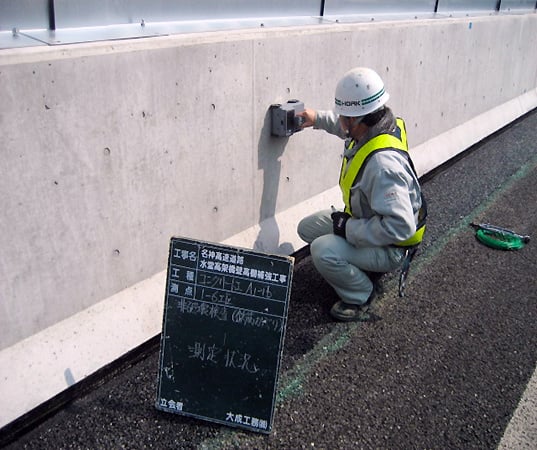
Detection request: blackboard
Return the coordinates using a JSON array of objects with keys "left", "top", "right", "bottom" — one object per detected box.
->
[{"left": 155, "top": 237, "right": 294, "bottom": 433}]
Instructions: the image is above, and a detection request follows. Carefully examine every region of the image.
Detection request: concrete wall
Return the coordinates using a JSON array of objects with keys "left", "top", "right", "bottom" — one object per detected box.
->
[{"left": 1, "top": 12, "right": 537, "bottom": 427}]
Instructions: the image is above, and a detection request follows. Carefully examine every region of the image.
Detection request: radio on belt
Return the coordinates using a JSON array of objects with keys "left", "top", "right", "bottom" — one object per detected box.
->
[{"left": 270, "top": 100, "right": 305, "bottom": 137}]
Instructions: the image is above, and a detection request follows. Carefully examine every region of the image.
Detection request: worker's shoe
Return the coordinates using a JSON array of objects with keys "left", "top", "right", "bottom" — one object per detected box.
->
[
  {"left": 365, "top": 271, "right": 385, "bottom": 296},
  {"left": 330, "top": 289, "right": 376, "bottom": 322},
  {"left": 330, "top": 301, "right": 365, "bottom": 321}
]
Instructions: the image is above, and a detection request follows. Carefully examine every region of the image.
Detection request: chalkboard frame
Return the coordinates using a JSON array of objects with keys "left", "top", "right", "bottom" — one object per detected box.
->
[{"left": 155, "top": 236, "right": 294, "bottom": 434}]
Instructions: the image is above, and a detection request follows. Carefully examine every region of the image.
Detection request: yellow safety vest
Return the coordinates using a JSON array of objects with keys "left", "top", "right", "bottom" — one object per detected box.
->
[{"left": 339, "top": 118, "right": 426, "bottom": 247}]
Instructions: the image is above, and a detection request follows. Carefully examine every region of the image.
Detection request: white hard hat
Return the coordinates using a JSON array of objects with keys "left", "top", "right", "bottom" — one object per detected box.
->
[{"left": 334, "top": 67, "right": 389, "bottom": 117}]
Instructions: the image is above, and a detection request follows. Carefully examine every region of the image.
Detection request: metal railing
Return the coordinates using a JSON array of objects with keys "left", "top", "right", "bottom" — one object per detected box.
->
[{"left": 1, "top": 0, "right": 536, "bottom": 49}]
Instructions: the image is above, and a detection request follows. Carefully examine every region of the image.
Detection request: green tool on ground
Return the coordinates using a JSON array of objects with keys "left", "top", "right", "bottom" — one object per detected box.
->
[{"left": 470, "top": 222, "right": 530, "bottom": 250}]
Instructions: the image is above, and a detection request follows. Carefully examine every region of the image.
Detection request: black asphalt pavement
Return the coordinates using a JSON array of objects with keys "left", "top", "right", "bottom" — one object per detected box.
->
[{"left": 2, "top": 108, "right": 537, "bottom": 449}]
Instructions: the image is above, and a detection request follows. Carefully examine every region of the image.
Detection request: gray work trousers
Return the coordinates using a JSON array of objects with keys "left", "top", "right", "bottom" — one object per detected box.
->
[{"left": 297, "top": 209, "right": 406, "bottom": 305}]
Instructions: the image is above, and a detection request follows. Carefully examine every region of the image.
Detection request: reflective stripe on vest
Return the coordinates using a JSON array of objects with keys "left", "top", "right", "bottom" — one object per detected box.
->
[{"left": 338, "top": 117, "right": 425, "bottom": 247}]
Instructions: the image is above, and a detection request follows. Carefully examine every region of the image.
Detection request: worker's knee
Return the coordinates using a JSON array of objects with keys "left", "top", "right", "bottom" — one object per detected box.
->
[
  {"left": 297, "top": 210, "right": 333, "bottom": 244},
  {"left": 310, "top": 234, "right": 343, "bottom": 268}
]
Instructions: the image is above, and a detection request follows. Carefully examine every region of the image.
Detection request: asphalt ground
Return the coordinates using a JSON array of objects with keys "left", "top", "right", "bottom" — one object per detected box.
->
[{"left": 2, "top": 108, "right": 537, "bottom": 449}]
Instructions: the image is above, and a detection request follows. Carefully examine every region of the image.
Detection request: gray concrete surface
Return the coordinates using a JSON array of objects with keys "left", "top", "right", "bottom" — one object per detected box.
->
[
  {"left": 498, "top": 366, "right": 537, "bottom": 450},
  {"left": 1, "top": 109, "right": 535, "bottom": 449},
  {"left": 3, "top": 14, "right": 537, "bottom": 426},
  {"left": 1, "top": 13, "right": 537, "bottom": 354}
]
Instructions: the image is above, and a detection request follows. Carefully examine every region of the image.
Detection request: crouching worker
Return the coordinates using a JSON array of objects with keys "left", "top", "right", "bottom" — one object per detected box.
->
[{"left": 297, "top": 67, "right": 426, "bottom": 322}]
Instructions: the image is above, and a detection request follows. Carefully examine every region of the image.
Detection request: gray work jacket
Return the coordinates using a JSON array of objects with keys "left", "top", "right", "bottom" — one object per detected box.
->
[{"left": 314, "top": 108, "right": 423, "bottom": 247}]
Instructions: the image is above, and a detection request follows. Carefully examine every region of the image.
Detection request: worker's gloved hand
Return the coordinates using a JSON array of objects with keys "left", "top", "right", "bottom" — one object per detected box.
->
[{"left": 331, "top": 211, "right": 351, "bottom": 239}]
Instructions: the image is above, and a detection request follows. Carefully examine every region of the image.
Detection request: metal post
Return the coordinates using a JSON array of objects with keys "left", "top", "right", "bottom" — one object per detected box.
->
[{"left": 48, "top": 0, "right": 56, "bottom": 30}]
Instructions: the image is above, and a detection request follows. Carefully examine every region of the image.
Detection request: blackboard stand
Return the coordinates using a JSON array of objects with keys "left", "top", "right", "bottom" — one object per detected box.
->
[{"left": 156, "top": 237, "right": 294, "bottom": 433}]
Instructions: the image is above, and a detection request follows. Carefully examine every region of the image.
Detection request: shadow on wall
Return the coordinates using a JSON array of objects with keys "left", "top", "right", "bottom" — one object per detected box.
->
[{"left": 253, "top": 108, "right": 295, "bottom": 255}]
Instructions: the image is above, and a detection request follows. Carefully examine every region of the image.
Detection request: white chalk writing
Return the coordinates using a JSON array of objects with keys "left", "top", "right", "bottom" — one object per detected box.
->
[{"left": 188, "top": 340, "right": 260, "bottom": 374}]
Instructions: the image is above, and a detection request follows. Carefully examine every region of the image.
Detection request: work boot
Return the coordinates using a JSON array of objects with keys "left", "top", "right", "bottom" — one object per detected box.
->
[
  {"left": 365, "top": 271, "right": 385, "bottom": 296},
  {"left": 330, "top": 289, "right": 377, "bottom": 322}
]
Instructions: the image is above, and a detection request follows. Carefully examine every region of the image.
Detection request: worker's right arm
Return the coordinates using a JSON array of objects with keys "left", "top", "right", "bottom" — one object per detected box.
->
[
  {"left": 303, "top": 109, "right": 346, "bottom": 139},
  {"left": 296, "top": 108, "right": 317, "bottom": 128}
]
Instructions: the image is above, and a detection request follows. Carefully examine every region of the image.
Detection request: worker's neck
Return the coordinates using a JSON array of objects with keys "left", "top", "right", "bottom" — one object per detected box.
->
[{"left": 349, "top": 123, "right": 368, "bottom": 141}]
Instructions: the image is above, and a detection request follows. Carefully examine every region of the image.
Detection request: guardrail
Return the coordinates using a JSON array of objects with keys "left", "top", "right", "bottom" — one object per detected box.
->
[{"left": 1, "top": 0, "right": 536, "bottom": 49}]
